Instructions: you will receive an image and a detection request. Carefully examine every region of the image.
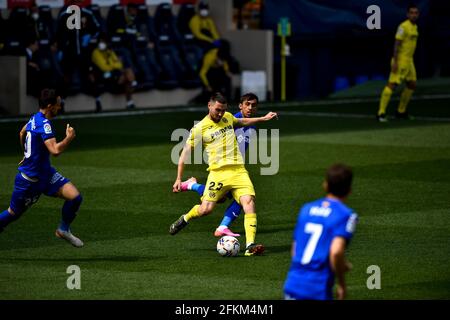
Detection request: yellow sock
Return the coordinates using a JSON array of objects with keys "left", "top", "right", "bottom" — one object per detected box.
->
[
  {"left": 244, "top": 213, "right": 257, "bottom": 247},
  {"left": 378, "top": 86, "right": 393, "bottom": 116},
  {"left": 398, "top": 88, "right": 414, "bottom": 113},
  {"left": 184, "top": 205, "right": 200, "bottom": 222}
]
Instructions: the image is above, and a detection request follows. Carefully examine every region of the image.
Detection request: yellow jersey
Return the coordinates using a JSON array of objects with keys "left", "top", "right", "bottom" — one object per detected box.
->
[
  {"left": 188, "top": 112, "right": 243, "bottom": 171},
  {"left": 199, "top": 48, "right": 230, "bottom": 88},
  {"left": 395, "top": 19, "right": 419, "bottom": 61}
]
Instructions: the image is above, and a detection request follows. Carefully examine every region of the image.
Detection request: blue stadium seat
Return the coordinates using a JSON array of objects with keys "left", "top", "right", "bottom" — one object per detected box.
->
[
  {"left": 355, "top": 75, "right": 369, "bottom": 85},
  {"left": 87, "top": 4, "right": 107, "bottom": 34},
  {"left": 5, "top": 7, "right": 29, "bottom": 54},
  {"left": 333, "top": 76, "right": 350, "bottom": 92}
]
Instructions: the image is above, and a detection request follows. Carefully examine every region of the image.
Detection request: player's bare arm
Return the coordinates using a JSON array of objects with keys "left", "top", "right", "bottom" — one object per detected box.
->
[
  {"left": 19, "top": 124, "right": 27, "bottom": 150},
  {"left": 392, "top": 40, "right": 402, "bottom": 73},
  {"left": 330, "top": 236, "right": 350, "bottom": 300},
  {"left": 236, "top": 112, "right": 278, "bottom": 127},
  {"left": 17, "top": 124, "right": 28, "bottom": 166},
  {"left": 44, "top": 124, "right": 76, "bottom": 157},
  {"left": 173, "top": 143, "right": 192, "bottom": 192}
]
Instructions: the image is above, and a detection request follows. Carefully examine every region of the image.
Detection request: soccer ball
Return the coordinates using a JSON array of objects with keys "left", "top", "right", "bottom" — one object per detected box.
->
[{"left": 217, "top": 236, "right": 240, "bottom": 257}]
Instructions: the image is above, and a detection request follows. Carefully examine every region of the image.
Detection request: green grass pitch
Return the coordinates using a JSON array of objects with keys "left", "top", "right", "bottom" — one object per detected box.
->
[{"left": 0, "top": 97, "right": 449, "bottom": 299}]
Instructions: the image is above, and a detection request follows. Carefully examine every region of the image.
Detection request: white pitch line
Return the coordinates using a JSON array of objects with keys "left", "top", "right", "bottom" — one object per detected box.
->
[{"left": 1, "top": 93, "right": 450, "bottom": 123}]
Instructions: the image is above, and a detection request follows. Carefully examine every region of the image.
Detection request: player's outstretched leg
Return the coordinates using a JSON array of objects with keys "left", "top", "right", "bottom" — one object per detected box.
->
[
  {"left": 0, "top": 208, "right": 22, "bottom": 233},
  {"left": 180, "top": 177, "right": 205, "bottom": 196},
  {"left": 169, "top": 205, "right": 200, "bottom": 235},
  {"left": 240, "top": 195, "right": 264, "bottom": 256},
  {"left": 54, "top": 182, "right": 84, "bottom": 248},
  {"left": 214, "top": 200, "right": 242, "bottom": 237}
]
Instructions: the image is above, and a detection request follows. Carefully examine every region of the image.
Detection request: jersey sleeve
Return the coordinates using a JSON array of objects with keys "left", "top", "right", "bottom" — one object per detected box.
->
[
  {"left": 187, "top": 124, "right": 202, "bottom": 148},
  {"left": 333, "top": 212, "right": 358, "bottom": 241},
  {"left": 395, "top": 24, "right": 407, "bottom": 41},
  {"left": 41, "top": 121, "right": 55, "bottom": 141},
  {"left": 231, "top": 114, "right": 240, "bottom": 126}
]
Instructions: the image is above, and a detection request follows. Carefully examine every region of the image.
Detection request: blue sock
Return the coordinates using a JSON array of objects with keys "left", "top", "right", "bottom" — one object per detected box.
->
[
  {"left": 191, "top": 183, "right": 205, "bottom": 196},
  {"left": 0, "top": 209, "right": 15, "bottom": 229},
  {"left": 59, "top": 194, "right": 82, "bottom": 232},
  {"left": 219, "top": 201, "right": 242, "bottom": 228}
]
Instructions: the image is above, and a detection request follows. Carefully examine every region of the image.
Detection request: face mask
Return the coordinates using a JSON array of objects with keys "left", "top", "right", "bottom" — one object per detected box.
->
[
  {"left": 98, "top": 42, "right": 107, "bottom": 51},
  {"left": 199, "top": 9, "right": 209, "bottom": 17},
  {"left": 32, "top": 13, "right": 39, "bottom": 21}
]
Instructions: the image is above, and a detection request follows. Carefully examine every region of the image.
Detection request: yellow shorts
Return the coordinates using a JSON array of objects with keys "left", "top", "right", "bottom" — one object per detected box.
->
[
  {"left": 202, "top": 165, "right": 255, "bottom": 204},
  {"left": 388, "top": 58, "right": 416, "bottom": 84}
]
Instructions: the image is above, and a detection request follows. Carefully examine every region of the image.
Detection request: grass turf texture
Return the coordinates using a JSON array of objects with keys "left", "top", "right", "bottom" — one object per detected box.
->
[{"left": 0, "top": 97, "right": 449, "bottom": 299}]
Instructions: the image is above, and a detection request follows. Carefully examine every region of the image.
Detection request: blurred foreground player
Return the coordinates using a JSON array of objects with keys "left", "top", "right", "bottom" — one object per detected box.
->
[
  {"left": 0, "top": 89, "right": 84, "bottom": 247},
  {"left": 284, "top": 164, "right": 358, "bottom": 300},
  {"left": 377, "top": 5, "right": 420, "bottom": 122}
]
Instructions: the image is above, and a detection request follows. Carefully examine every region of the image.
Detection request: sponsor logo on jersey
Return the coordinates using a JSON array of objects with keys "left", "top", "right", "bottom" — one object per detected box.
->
[{"left": 44, "top": 123, "right": 52, "bottom": 134}]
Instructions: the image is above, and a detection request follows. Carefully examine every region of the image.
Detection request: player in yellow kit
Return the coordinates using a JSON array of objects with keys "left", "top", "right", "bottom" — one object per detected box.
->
[
  {"left": 169, "top": 92, "right": 277, "bottom": 256},
  {"left": 377, "top": 5, "right": 420, "bottom": 122}
]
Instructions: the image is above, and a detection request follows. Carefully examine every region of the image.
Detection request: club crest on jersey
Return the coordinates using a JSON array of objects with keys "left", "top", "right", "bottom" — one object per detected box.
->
[
  {"left": 44, "top": 123, "right": 52, "bottom": 134},
  {"left": 222, "top": 117, "right": 228, "bottom": 123}
]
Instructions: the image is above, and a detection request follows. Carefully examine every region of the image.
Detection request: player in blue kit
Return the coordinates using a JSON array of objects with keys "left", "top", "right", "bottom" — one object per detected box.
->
[
  {"left": 179, "top": 93, "right": 259, "bottom": 237},
  {"left": 0, "top": 89, "right": 84, "bottom": 247},
  {"left": 284, "top": 164, "right": 358, "bottom": 300}
]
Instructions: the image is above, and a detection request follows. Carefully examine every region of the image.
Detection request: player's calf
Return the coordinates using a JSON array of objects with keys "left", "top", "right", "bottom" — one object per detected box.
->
[
  {"left": 0, "top": 207, "right": 25, "bottom": 232},
  {"left": 58, "top": 194, "right": 83, "bottom": 232}
]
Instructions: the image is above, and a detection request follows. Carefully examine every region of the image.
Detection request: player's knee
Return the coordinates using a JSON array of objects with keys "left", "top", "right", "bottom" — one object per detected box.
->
[
  {"left": 198, "top": 204, "right": 213, "bottom": 216},
  {"left": 240, "top": 196, "right": 255, "bottom": 211},
  {"left": 8, "top": 207, "right": 25, "bottom": 220},
  {"left": 387, "top": 83, "right": 397, "bottom": 90}
]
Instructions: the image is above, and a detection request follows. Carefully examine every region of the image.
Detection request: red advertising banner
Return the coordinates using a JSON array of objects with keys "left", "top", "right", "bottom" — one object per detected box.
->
[
  {"left": 120, "top": 0, "right": 145, "bottom": 5},
  {"left": 7, "top": 0, "right": 34, "bottom": 8},
  {"left": 173, "top": 0, "right": 196, "bottom": 4},
  {"left": 63, "top": 0, "right": 91, "bottom": 7}
]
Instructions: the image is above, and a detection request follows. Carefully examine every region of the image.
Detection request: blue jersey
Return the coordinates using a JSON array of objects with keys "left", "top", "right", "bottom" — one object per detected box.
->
[
  {"left": 233, "top": 111, "right": 256, "bottom": 156},
  {"left": 284, "top": 197, "right": 358, "bottom": 300},
  {"left": 18, "top": 112, "right": 55, "bottom": 179}
]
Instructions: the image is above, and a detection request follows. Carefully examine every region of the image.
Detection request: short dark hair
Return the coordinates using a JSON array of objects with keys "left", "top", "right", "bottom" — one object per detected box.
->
[
  {"left": 240, "top": 92, "right": 259, "bottom": 104},
  {"left": 39, "top": 88, "right": 57, "bottom": 109},
  {"left": 326, "top": 163, "right": 353, "bottom": 197},
  {"left": 210, "top": 92, "right": 227, "bottom": 105},
  {"left": 408, "top": 4, "right": 419, "bottom": 11},
  {"left": 199, "top": 1, "right": 209, "bottom": 10}
]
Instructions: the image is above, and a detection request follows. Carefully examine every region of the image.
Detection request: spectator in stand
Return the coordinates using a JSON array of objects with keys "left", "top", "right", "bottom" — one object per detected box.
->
[
  {"left": 189, "top": 1, "right": 221, "bottom": 52},
  {"left": 26, "top": 4, "right": 53, "bottom": 42},
  {"left": 90, "top": 34, "right": 137, "bottom": 112},
  {"left": 198, "top": 40, "right": 239, "bottom": 101}
]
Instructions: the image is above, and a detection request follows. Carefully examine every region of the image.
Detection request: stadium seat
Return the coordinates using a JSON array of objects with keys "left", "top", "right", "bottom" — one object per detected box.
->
[
  {"left": 355, "top": 75, "right": 369, "bottom": 85},
  {"left": 153, "top": 3, "right": 202, "bottom": 88},
  {"left": 175, "top": 4, "right": 203, "bottom": 88},
  {"left": 333, "top": 76, "right": 350, "bottom": 92},
  {"left": 107, "top": 5, "right": 127, "bottom": 38},
  {"left": 38, "top": 5, "right": 56, "bottom": 42},
  {"left": 176, "top": 3, "right": 196, "bottom": 39},
  {"left": 4, "top": 7, "right": 29, "bottom": 54},
  {"left": 87, "top": 4, "right": 107, "bottom": 34}
]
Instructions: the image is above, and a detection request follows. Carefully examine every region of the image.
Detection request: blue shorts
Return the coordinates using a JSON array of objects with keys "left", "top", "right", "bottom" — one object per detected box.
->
[{"left": 9, "top": 168, "right": 70, "bottom": 214}]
